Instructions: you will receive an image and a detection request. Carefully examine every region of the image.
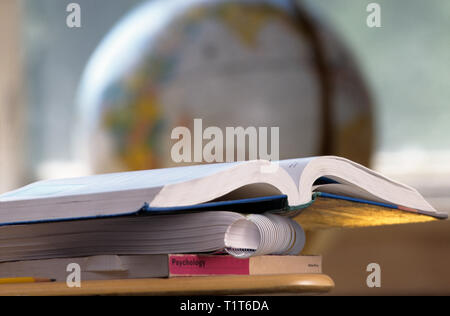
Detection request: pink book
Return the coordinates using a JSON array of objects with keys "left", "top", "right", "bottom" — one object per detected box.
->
[{"left": 168, "top": 254, "right": 321, "bottom": 277}]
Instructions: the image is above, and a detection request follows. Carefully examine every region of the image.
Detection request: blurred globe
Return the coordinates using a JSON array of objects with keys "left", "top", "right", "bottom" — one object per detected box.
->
[{"left": 76, "top": 0, "right": 373, "bottom": 173}]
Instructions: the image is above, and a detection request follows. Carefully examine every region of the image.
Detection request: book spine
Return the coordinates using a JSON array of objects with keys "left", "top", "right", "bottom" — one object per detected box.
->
[{"left": 169, "top": 255, "right": 250, "bottom": 276}]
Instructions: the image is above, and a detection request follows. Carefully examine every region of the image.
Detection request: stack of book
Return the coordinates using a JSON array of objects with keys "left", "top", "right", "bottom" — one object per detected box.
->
[{"left": 0, "top": 156, "right": 445, "bottom": 282}]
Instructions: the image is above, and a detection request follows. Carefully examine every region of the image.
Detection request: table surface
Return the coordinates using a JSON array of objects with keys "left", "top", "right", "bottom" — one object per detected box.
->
[{"left": 0, "top": 273, "right": 334, "bottom": 296}]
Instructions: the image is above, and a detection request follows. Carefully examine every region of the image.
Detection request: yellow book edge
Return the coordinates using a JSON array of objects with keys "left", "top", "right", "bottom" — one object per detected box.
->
[{"left": 293, "top": 195, "right": 437, "bottom": 231}]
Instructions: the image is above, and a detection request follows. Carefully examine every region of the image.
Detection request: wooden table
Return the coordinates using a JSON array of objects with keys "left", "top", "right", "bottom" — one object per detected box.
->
[{"left": 0, "top": 274, "right": 334, "bottom": 296}]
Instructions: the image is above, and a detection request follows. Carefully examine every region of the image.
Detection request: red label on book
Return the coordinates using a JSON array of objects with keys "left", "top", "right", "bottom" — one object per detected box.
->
[{"left": 169, "top": 255, "right": 250, "bottom": 276}]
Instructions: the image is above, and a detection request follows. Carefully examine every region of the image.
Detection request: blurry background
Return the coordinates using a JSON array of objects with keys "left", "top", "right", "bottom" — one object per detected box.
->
[{"left": 0, "top": 0, "right": 449, "bottom": 294}]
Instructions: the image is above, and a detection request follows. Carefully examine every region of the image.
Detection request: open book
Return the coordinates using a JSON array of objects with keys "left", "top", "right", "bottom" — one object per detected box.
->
[
  {"left": 0, "top": 156, "right": 447, "bottom": 225},
  {"left": 0, "top": 156, "right": 446, "bottom": 226}
]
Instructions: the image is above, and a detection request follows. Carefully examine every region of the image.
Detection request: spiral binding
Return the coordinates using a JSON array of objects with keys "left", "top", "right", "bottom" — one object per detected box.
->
[{"left": 225, "top": 213, "right": 305, "bottom": 258}]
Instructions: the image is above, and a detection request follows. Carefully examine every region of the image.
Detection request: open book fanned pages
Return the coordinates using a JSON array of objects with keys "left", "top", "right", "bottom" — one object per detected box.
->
[
  {"left": 0, "top": 156, "right": 446, "bottom": 262},
  {"left": 0, "top": 156, "right": 446, "bottom": 223}
]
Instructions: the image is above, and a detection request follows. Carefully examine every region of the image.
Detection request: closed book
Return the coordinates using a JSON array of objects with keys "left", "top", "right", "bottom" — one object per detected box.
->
[
  {"left": 0, "top": 211, "right": 305, "bottom": 263},
  {"left": 168, "top": 254, "right": 322, "bottom": 276}
]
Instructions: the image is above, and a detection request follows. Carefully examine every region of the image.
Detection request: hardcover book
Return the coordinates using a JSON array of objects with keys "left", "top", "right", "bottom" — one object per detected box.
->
[{"left": 0, "top": 156, "right": 446, "bottom": 225}]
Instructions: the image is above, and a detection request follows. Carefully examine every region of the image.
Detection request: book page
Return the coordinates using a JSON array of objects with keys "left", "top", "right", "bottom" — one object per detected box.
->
[
  {"left": 0, "top": 162, "right": 241, "bottom": 202},
  {"left": 276, "top": 157, "right": 315, "bottom": 190}
]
